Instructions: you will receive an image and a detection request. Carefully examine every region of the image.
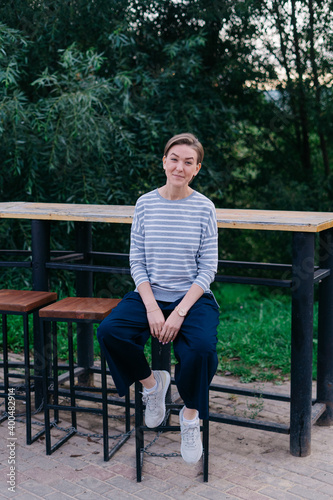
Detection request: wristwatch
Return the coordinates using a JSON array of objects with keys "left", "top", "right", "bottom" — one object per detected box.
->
[{"left": 175, "top": 306, "right": 187, "bottom": 317}]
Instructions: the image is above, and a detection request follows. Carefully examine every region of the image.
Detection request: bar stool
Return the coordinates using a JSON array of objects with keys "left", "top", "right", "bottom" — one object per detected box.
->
[
  {"left": 135, "top": 338, "right": 209, "bottom": 482},
  {"left": 0, "top": 289, "right": 57, "bottom": 444},
  {"left": 39, "top": 296, "right": 132, "bottom": 461}
]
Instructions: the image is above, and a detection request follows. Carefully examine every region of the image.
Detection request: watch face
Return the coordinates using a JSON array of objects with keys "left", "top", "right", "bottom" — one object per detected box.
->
[{"left": 177, "top": 307, "right": 186, "bottom": 316}]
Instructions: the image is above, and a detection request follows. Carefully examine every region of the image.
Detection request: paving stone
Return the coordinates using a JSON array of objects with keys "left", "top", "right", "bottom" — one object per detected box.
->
[
  {"left": 133, "top": 487, "right": 173, "bottom": 499},
  {"left": 18, "top": 480, "right": 57, "bottom": 497},
  {"left": 13, "top": 494, "right": 43, "bottom": 500},
  {"left": 133, "top": 475, "right": 173, "bottom": 493},
  {"left": 75, "top": 491, "right": 111, "bottom": 500},
  {"left": 106, "top": 475, "right": 145, "bottom": 494},
  {"left": 259, "top": 486, "right": 303, "bottom": 499},
  {"left": 43, "top": 493, "right": 74, "bottom": 500},
  {"left": 76, "top": 476, "right": 113, "bottom": 495},
  {"left": 311, "top": 470, "right": 333, "bottom": 486},
  {"left": 287, "top": 485, "right": 333, "bottom": 500},
  {"left": 101, "top": 489, "right": 138, "bottom": 499},
  {"left": 224, "top": 473, "right": 266, "bottom": 491},
  {"left": 80, "top": 464, "right": 117, "bottom": 481},
  {"left": 225, "top": 486, "right": 272, "bottom": 500},
  {"left": 318, "top": 483, "right": 333, "bottom": 496}
]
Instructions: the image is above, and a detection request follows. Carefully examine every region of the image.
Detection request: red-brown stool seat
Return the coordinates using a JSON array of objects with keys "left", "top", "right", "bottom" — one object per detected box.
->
[
  {"left": 39, "top": 296, "right": 120, "bottom": 320},
  {"left": 0, "top": 289, "right": 57, "bottom": 312}
]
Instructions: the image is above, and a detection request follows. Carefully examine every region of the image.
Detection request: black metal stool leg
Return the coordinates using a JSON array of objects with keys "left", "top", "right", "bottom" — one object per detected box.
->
[
  {"left": 52, "top": 322, "right": 59, "bottom": 424},
  {"left": 1, "top": 314, "right": 9, "bottom": 423},
  {"left": 203, "top": 418, "right": 209, "bottom": 482},
  {"left": 101, "top": 349, "right": 109, "bottom": 461},
  {"left": 135, "top": 381, "right": 144, "bottom": 482},
  {"left": 41, "top": 318, "right": 52, "bottom": 455},
  {"left": 23, "top": 313, "right": 32, "bottom": 444},
  {"left": 68, "top": 322, "right": 77, "bottom": 431}
]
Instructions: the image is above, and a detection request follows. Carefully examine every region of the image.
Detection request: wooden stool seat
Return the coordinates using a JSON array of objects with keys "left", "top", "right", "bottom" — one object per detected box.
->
[
  {"left": 0, "top": 289, "right": 57, "bottom": 313},
  {"left": 39, "top": 297, "right": 121, "bottom": 320}
]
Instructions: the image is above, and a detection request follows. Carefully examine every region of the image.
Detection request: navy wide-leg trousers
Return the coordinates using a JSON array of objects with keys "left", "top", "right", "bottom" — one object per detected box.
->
[{"left": 97, "top": 291, "right": 219, "bottom": 419}]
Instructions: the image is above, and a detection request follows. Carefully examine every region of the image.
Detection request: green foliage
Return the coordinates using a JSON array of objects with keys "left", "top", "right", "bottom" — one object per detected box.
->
[{"left": 0, "top": 0, "right": 333, "bottom": 268}]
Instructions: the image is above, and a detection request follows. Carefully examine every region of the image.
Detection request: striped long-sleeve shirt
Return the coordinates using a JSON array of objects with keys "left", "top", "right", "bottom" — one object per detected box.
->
[{"left": 130, "top": 188, "right": 218, "bottom": 302}]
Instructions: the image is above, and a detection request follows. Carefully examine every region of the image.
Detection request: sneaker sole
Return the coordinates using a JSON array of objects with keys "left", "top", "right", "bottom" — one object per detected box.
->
[{"left": 181, "top": 441, "right": 203, "bottom": 464}]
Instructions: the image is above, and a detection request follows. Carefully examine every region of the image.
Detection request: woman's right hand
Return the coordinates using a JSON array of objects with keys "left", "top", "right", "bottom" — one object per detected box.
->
[{"left": 147, "top": 308, "right": 165, "bottom": 338}]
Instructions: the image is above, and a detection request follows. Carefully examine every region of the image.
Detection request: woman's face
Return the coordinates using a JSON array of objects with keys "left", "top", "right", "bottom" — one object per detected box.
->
[{"left": 163, "top": 144, "right": 201, "bottom": 188}]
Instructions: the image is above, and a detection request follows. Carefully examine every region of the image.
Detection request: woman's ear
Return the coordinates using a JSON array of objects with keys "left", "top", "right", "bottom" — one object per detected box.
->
[
  {"left": 162, "top": 156, "right": 166, "bottom": 169},
  {"left": 195, "top": 163, "right": 202, "bottom": 175}
]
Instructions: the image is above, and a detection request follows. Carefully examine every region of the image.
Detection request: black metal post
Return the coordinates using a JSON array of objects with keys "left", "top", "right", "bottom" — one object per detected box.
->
[
  {"left": 31, "top": 219, "right": 50, "bottom": 409},
  {"left": 151, "top": 337, "right": 171, "bottom": 373},
  {"left": 151, "top": 337, "right": 171, "bottom": 407},
  {"left": 290, "top": 232, "right": 315, "bottom": 457},
  {"left": 317, "top": 228, "right": 333, "bottom": 425},
  {"left": 31, "top": 220, "right": 50, "bottom": 291},
  {"left": 75, "top": 222, "right": 94, "bottom": 385}
]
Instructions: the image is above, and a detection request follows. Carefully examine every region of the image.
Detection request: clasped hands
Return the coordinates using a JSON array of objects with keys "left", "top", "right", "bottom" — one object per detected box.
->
[{"left": 147, "top": 307, "right": 184, "bottom": 344}]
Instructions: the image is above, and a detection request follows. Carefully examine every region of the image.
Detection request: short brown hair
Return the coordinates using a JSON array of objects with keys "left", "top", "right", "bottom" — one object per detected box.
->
[{"left": 164, "top": 133, "right": 204, "bottom": 164}]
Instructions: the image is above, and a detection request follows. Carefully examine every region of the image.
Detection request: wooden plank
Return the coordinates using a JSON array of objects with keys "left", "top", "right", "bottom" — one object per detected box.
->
[
  {"left": 215, "top": 208, "right": 333, "bottom": 232},
  {"left": 1, "top": 202, "right": 333, "bottom": 232},
  {"left": 39, "top": 297, "right": 121, "bottom": 320},
  {"left": 0, "top": 289, "right": 57, "bottom": 312},
  {"left": 0, "top": 202, "right": 135, "bottom": 224}
]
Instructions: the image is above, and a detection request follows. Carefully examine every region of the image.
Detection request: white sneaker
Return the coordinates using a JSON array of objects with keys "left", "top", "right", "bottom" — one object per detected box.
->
[
  {"left": 142, "top": 370, "right": 171, "bottom": 428},
  {"left": 179, "top": 406, "right": 203, "bottom": 464}
]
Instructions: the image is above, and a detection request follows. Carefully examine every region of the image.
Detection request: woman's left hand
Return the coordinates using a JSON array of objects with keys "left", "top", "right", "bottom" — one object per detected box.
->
[{"left": 156, "top": 310, "right": 184, "bottom": 344}]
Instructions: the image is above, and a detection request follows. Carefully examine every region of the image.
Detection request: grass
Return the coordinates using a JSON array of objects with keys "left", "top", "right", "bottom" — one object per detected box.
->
[
  {"left": 212, "top": 283, "right": 318, "bottom": 383},
  {"left": 1, "top": 283, "right": 318, "bottom": 384}
]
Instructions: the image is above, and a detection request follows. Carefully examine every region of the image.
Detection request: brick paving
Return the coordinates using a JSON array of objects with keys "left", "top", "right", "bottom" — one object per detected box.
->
[{"left": 1, "top": 372, "right": 333, "bottom": 500}]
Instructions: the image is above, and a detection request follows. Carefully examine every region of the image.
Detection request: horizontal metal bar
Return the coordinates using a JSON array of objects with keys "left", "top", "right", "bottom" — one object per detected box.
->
[
  {"left": 209, "top": 411, "right": 290, "bottom": 434},
  {"left": 45, "top": 262, "right": 131, "bottom": 274},
  {"left": 313, "top": 268, "right": 330, "bottom": 283},
  {"left": 50, "top": 253, "right": 84, "bottom": 262},
  {"left": 0, "top": 249, "right": 31, "bottom": 256},
  {"left": 58, "top": 366, "right": 85, "bottom": 384},
  {"left": 214, "top": 275, "right": 292, "bottom": 287},
  {"left": 0, "top": 261, "right": 31, "bottom": 268},
  {"left": 0, "top": 362, "right": 25, "bottom": 368},
  {"left": 89, "top": 251, "right": 130, "bottom": 260},
  {"left": 51, "top": 388, "right": 129, "bottom": 407},
  {"left": 209, "top": 383, "right": 291, "bottom": 402},
  {"left": 218, "top": 260, "right": 293, "bottom": 271}
]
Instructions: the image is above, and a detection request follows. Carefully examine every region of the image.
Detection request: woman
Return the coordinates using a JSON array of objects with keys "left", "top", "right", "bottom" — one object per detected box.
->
[{"left": 97, "top": 132, "right": 220, "bottom": 464}]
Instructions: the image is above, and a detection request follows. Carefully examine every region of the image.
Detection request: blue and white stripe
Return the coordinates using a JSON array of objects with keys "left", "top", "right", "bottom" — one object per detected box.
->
[{"left": 130, "top": 189, "right": 218, "bottom": 302}]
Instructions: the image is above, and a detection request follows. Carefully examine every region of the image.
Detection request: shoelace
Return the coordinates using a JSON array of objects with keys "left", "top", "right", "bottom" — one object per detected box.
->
[
  {"left": 181, "top": 422, "right": 199, "bottom": 448},
  {"left": 142, "top": 390, "right": 158, "bottom": 414}
]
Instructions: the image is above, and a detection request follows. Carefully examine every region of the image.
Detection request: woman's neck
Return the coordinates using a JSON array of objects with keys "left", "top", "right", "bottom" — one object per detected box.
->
[{"left": 158, "top": 185, "right": 193, "bottom": 201}]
